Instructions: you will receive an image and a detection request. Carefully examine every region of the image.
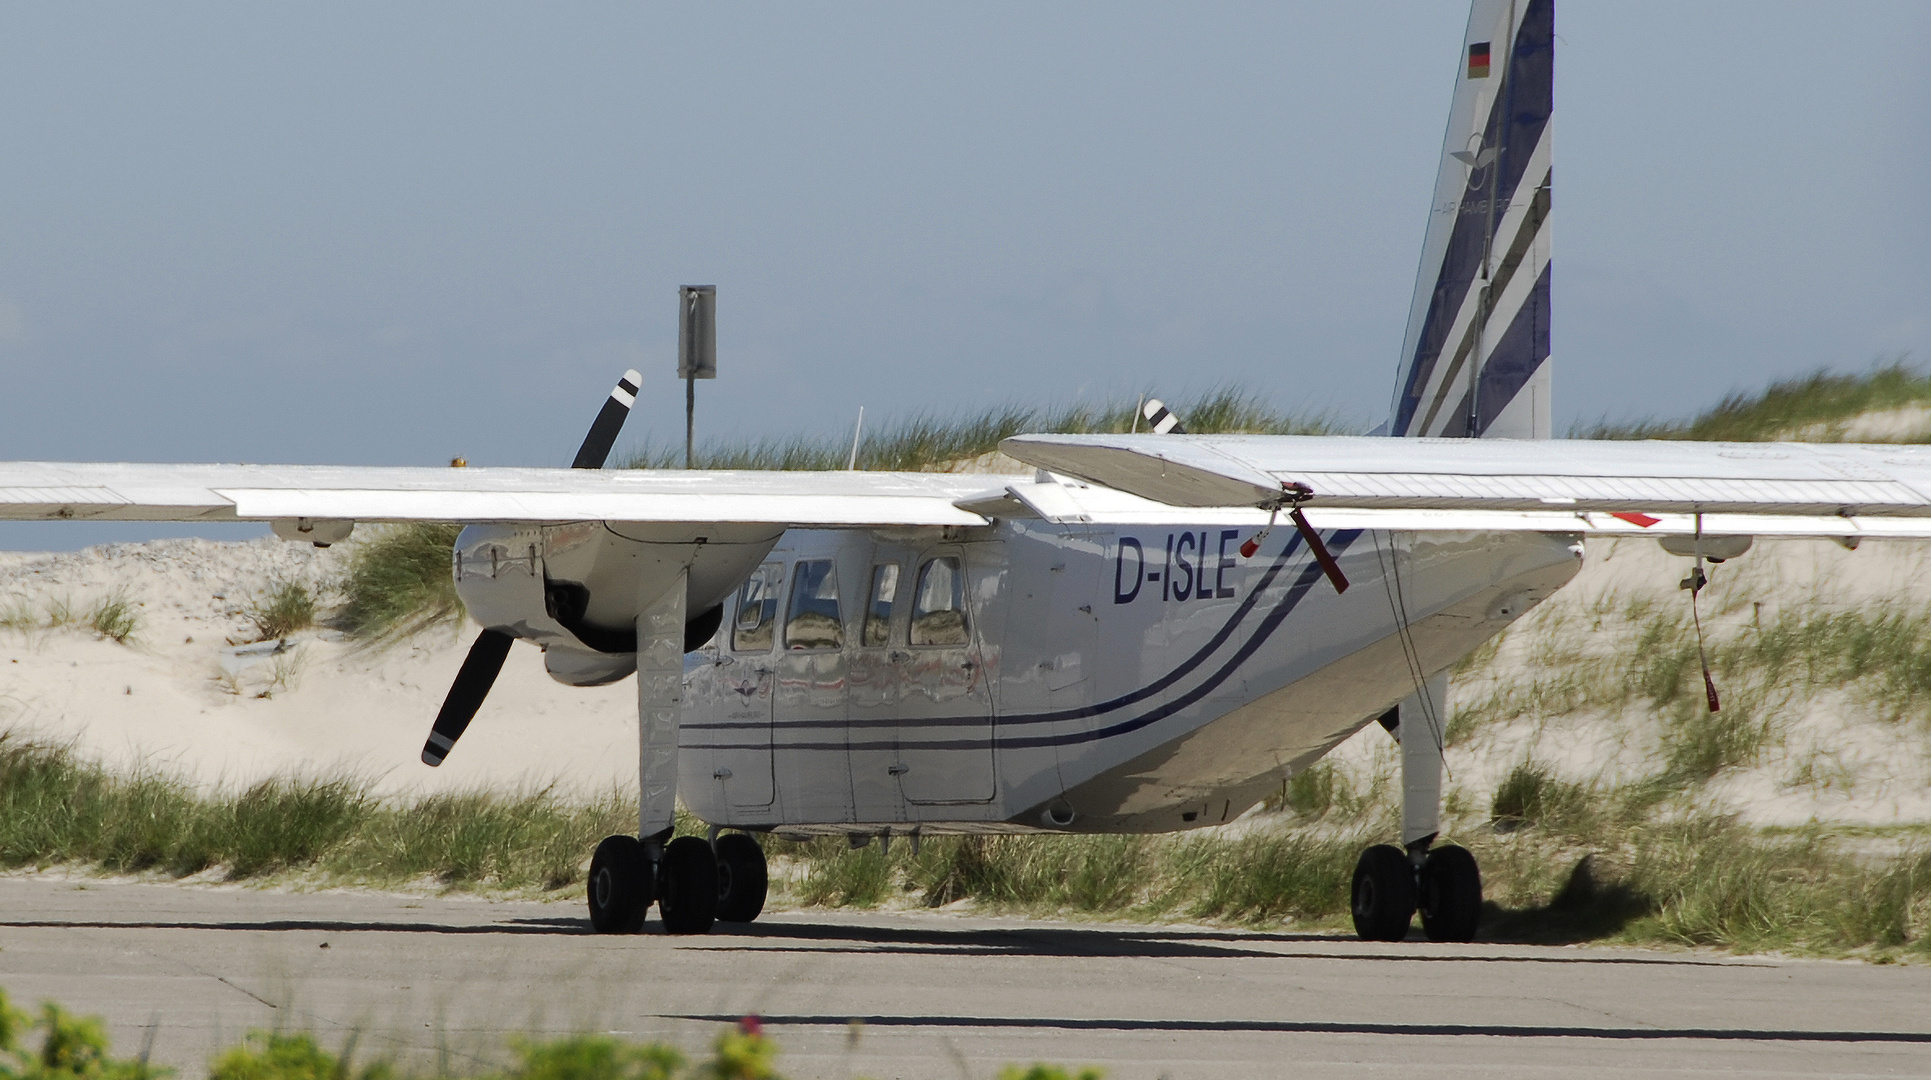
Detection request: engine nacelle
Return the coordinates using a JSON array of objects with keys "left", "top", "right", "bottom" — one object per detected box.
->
[{"left": 452, "top": 521, "right": 781, "bottom": 680}]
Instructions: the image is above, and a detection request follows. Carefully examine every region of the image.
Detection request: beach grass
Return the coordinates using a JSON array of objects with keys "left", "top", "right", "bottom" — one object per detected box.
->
[
  {"left": 245, "top": 580, "right": 318, "bottom": 641},
  {"left": 624, "top": 387, "right": 1343, "bottom": 472},
  {"left": 338, "top": 524, "right": 465, "bottom": 642},
  {"left": 1577, "top": 359, "right": 1931, "bottom": 442},
  {"left": 6, "top": 728, "right": 1926, "bottom": 958}
]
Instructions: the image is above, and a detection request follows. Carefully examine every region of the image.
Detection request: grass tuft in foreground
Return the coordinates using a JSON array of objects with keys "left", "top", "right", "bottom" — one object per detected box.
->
[{"left": 0, "top": 989, "right": 843, "bottom": 1080}]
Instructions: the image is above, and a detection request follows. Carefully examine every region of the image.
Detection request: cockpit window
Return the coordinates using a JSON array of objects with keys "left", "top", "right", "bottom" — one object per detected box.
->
[
  {"left": 863, "top": 563, "right": 900, "bottom": 647},
  {"left": 784, "top": 559, "right": 844, "bottom": 650},
  {"left": 909, "top": 556, "right": 968, "bottom": 647},
  {"left": 731, "top": 562, "right": 783, "bottom": 652}
]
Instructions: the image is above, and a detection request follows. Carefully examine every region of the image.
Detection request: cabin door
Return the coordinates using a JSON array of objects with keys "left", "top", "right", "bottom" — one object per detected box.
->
[
  {"left": 713, "top": 561, "right": 780, "bottom": 810},
  {"left": 895, "top": 545, "right": 995, "bottom": 804}
]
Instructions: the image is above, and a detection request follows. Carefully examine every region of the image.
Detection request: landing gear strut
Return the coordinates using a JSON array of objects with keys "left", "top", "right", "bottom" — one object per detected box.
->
[{"left": 1350, "top": 672, "right": 1483, "bottom": 943}]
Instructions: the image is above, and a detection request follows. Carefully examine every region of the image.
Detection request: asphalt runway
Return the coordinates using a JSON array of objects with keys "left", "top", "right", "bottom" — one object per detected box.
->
[{"left": 0, "top": 878, "right": 1928, "bottom": 1079}]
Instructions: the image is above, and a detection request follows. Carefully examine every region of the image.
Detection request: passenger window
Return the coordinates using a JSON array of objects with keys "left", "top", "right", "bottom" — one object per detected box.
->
[
  {"left": 784, "top": 559, "right": 844, "bottom": 650},
  {"left": 863, "top": 563, "right": 900, "bottom": 647},
  {"left": 731, "top": 562, "right": 783, "bottom": 652},
  {"left": 909, "top": 556, "right": 968, "bottom": 647}
]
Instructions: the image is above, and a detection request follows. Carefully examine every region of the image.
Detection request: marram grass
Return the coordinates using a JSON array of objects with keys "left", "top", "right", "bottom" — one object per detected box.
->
[
  {"left": 624, "top": 387, "right": 1343, "bottom": 472},
  {"left": 3, "top": 730, "right": 1930, "bottom": 957},
  {"left": 1577, "top": 358, "right": 1931, "bottom": 442}
]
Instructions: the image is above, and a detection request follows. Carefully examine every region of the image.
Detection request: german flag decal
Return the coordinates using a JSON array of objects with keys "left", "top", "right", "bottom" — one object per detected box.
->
[{"left": 1467, "top": 41, "right": 1491, "bottom": 79}]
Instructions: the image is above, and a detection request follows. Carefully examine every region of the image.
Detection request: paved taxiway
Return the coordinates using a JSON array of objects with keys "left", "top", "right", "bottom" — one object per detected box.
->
[{"left": 0, "top": 878, "right": 1927, "bottom": 1078}]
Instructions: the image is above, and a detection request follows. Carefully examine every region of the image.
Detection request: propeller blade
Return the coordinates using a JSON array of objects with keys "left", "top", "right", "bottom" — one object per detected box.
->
[
  {"left": 570, "top": 369, "right": 643, "bottom": 470},
  {"left": 1140, "top": 397, "right": 1187, "bottom": 435},
  {"left": 421, "top": 629, "right": 514, "bottom": 766}
]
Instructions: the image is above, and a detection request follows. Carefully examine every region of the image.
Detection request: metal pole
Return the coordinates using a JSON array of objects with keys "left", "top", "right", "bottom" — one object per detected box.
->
[{"left": 685, "top": 375, "right": 695, "bottom": 469}]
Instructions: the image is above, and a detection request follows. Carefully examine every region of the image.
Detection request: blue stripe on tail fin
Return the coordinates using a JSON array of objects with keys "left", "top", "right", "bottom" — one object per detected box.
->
[{"left": 1388, "top": 0, "right": 1553, "bottom": 439}]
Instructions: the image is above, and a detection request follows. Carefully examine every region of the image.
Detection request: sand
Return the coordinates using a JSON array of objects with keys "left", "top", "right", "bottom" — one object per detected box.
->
[
  {"left": 0, "top": 535, "right": 637, "bottom": 799},
  {"left": 3, "top": 530, "right": 1929, "bottom": 827}
]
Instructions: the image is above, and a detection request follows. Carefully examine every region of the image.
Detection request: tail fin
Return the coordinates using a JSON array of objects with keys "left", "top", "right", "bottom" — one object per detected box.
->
[{"left": 1386, "top": 0, "right": 1553, "bottom": 439}]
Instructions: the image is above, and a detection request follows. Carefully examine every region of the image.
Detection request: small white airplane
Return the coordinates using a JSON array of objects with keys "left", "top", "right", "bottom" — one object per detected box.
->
[{"left": 6, "top": 0, "right": 1929, "bottom": 942}]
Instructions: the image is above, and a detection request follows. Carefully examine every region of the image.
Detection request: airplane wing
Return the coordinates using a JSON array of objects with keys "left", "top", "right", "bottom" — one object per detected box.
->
[
  {"left": 999, "top": 433, "right": 1931, "bottom": 539},
  {"left": 0, "top": 462, "right": 995, "bottom": 528}
]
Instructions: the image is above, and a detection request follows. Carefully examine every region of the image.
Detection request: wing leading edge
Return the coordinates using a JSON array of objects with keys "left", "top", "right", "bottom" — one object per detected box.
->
[{"left": 0, "top": 462, "right": 994, "bottom": 528}]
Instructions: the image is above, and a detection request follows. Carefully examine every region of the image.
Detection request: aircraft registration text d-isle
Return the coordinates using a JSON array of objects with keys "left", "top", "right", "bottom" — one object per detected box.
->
[{"left": 7, "top": 0, "right": 1928, "bottom": 941}]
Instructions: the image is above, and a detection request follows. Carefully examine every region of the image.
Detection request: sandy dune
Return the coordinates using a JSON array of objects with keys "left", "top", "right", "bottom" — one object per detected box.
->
[
  {"left": 0, "top": 536, "right": 636, "bottom": 798},
  {"left": 3, "top": 531, "right": 1929, "bottom": 828}
]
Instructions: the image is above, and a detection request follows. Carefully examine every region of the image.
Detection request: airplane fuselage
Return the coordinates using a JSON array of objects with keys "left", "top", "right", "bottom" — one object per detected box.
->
[{"left": 453, "top": 489, "right": 1582, "bottom": 836}]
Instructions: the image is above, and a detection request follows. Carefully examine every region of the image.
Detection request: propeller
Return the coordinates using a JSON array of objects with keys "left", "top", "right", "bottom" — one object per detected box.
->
[
  {"left": 420, "top": 369, "right": 644, "bottom": 767},
  {"left": 422, "top": 628, "right": 513, "bottom": 765}
]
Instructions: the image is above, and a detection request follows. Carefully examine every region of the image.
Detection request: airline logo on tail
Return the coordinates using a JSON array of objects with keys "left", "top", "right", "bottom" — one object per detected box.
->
[{"left": 1388, "top": 0, "right": 1553, "bottom": 440}]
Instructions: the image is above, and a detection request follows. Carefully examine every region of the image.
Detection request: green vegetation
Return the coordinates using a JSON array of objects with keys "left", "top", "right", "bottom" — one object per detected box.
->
[
  {"left": 0, "top": 989, "right": 1112, "bottom": 1080},
  {"left": 246, "top": 581, "right": 317, "bottom": 641},
  {"left": 1578, "top": 359, "right": 1931, "bottom": 442},
  {"left": 338, "top": 524, "right": 465, "bottom": 641},
  {"left": 0, "top": 591, "right": 140, "bottom": 646},
  {"left": 0, "top": 992, "right": 804, "bottom": 1080},
  {"left": 3, "top": 724, "right": 1928, "bottom": 957},
  {"left": 626, "top": 388, "right": 1342, "bottom": 471},
  {"left": 0, "top": 733, "right": 630, "bottom": 890}
]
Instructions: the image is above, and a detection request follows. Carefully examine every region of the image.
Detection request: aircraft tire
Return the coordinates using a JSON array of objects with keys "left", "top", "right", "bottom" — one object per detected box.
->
[
  {"left": 658, "top": 835, "right": 719, "bottom": 935},
  {"left": 1418, "top": 844, "right": 1483, "bottom": 943},
  {"left": 714, "top": 833, "right": 769, "bottom": 923},
  {"left": 1350, "top": 844, "right": 1416, "bottom": 942},
  {"left": 587, "top": 834, "right": 650, "bottom": 934}
]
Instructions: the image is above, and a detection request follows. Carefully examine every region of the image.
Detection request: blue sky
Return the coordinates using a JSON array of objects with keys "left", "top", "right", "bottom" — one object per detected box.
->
[{"left": 2, "top": 2, "right": 1926, "bottom": 548}]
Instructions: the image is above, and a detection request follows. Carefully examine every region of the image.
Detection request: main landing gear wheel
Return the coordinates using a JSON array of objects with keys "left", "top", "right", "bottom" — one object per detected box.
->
[
  {"left": 1350, "top": 844, "right": 1416, "bottom": 942},
  {"left": 1418, "top": 843, "right": 1483, "bottom": 943},
  {"left": 588, "top": 834, "right": 649, "bottom": 934},
  {"left": 714, "top": 833, "right": 769, "bottom": 923},
  {"left": 658, "top": 835, "right": 719, "bottom": 935}
]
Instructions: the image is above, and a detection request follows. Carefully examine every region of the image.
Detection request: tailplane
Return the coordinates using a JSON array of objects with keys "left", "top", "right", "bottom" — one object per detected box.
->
[{"left": 1386, "top": 0, "right": 1553, "bottom": 439}]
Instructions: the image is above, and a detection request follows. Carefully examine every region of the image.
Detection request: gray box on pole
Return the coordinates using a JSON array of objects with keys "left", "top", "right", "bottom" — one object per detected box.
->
[{"left": 677, "top": 285, "right": 717, "bottom": 379}]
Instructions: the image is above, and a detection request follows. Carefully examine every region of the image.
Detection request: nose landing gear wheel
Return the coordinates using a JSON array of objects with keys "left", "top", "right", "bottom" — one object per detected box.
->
[
  {"left": 1350, "top": 844, "right": 1416, "bottom": 942},
  {"left": 658, "top": 835, "right": 719, "bottom": 935},
  {"left": 1419, "top": 843, "right": 1483, "bottom": 942},
  {"left": 587, "top": 834, "right": 649, "bottom": 934},
  {"left": 714, "top": 832, "right": 769, "bottom": 923}
]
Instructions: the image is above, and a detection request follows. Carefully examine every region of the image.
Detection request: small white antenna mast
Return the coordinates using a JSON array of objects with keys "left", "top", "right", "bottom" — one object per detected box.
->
[{"left": 847, "top": 406, "right": 865, "bottom": 470}]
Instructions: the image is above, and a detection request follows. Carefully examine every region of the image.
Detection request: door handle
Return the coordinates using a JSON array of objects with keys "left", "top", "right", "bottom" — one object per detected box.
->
[
  {"left": 888, "top": 650, "right": 911, "bottom": 663},
  {"left": 888, "top": 763, "right": 909, "bottom": 776},
  {"left": 713, "top": 767, "right": 733, "bottom": 780},
  {"left": 961, "top": 659, "right": 977, "bottom": 671}
]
